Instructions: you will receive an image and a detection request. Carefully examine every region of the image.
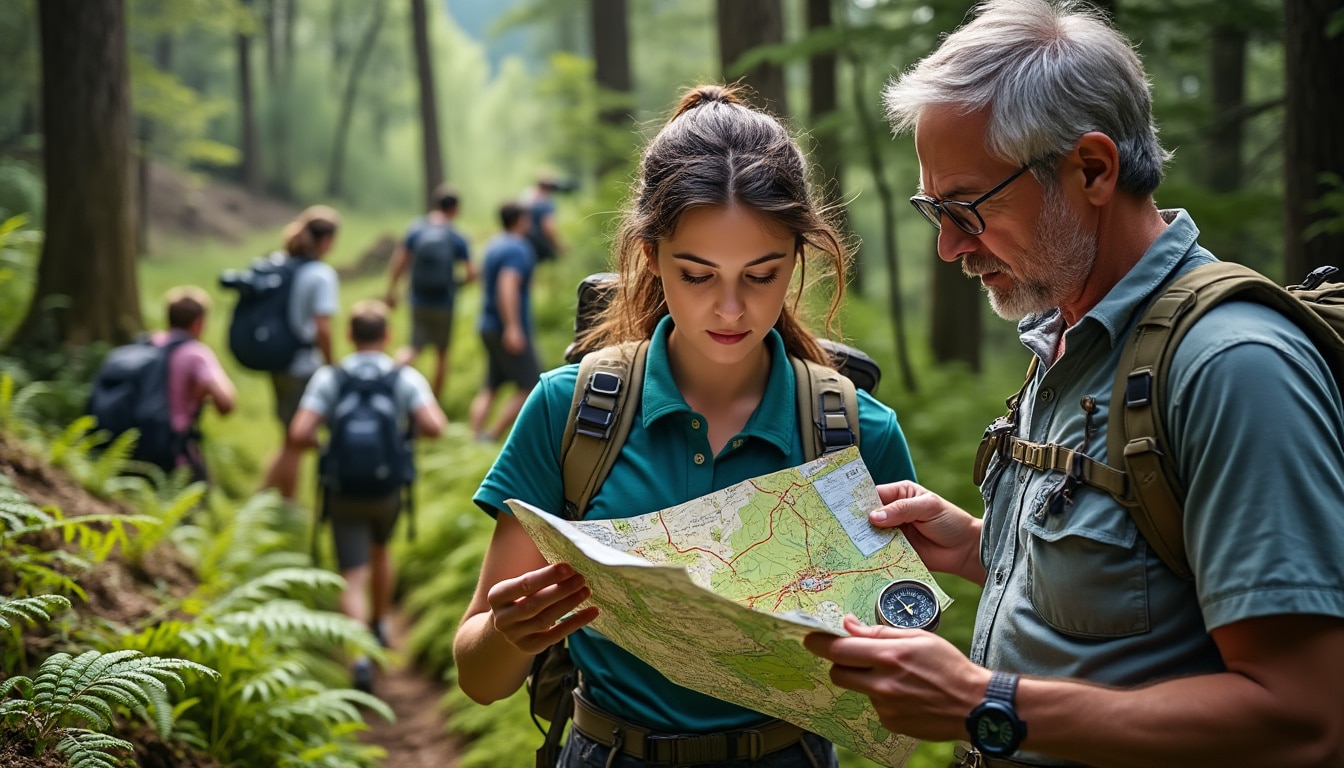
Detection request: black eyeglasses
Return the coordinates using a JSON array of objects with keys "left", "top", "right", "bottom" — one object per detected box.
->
[{"left": 909, "top": 164, "right": 1032, "bottom": 236}]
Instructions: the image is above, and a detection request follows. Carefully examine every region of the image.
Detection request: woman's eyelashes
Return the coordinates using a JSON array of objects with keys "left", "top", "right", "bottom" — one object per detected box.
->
[{"left": 677, "top": 271, "right": 779, "bottom": 285}]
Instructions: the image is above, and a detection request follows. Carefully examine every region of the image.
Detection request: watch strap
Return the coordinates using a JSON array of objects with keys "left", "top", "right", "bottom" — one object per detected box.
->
[{"left": 985, "top": 671, "right": 1019, "bottom": 705}]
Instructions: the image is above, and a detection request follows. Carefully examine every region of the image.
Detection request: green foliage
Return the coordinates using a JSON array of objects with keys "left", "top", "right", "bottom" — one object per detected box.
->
[
  {"left": 0, "top": 212, "right": 41, "bottom": 347},
  {"left": 0, "top": 594, "right": 73, "bottom": 631},
  {"left": 0, "top": 649, "right": 217, "bottom": 766}
]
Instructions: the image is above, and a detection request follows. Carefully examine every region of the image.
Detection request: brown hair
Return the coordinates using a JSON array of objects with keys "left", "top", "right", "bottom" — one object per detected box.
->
[
  {"left": 349, "top": 299, "right": 388, "bottom": 344},
  {"left": 164, "top": 285, "right": 211, "bottom": 330},
  {"left": 282, "top": 205, "right": 341, "bottom": 256},
  {"left": 575, "top": 84, "right": 850, "bottom": 364}
]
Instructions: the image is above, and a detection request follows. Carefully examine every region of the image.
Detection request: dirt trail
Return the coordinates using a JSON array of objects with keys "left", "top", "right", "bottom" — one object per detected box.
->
[{"left": 360, "top": 611, "right": 462, "bottom": 768}]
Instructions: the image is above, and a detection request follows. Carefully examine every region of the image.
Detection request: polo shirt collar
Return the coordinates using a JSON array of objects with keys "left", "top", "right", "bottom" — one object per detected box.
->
[
  {"left": 640, "top": 315, "right": 797, "bottom": 454},
  {"left": 1017, "top": 208, "right": 1214, "bottom": 353}
]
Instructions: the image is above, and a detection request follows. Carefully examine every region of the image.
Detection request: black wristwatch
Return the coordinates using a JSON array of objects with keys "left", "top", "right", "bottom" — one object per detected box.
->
[{"left": 966, "top": 671, "right": 1027, "bottom": 757}]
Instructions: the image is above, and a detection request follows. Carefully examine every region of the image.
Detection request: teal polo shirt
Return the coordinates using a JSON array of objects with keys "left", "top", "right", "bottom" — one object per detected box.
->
[
  {"left": 475, "top": 315, "right": 918, "bottom": 732},
  {"left": 975, "top": 209, "right": 1344, "bottom": 766}
]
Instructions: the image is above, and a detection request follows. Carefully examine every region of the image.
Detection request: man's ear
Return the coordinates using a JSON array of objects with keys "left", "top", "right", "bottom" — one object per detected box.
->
[{"left": 1073, "top": 131, "right": 1120, "bottom": 206}]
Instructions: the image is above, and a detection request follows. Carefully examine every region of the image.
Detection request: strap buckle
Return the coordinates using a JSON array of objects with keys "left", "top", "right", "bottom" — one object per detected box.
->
[{"left": 575, "top": 371, "right": 623, "bottom": 439}]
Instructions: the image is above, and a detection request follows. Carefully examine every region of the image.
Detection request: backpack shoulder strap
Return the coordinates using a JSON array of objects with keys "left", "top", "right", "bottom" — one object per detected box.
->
[
  {"left": 1107, "top": 260, "right": 1343, "bottom": 580},
  {"left": 560, "top": 341, "right": 649, "bottom": 520},
  {"left": 791, "top": 355, "right": 860, "bottom": 461}
]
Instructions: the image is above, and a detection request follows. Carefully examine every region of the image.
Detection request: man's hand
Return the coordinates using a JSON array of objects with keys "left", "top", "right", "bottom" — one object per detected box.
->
[
  {"left": 871, "top": 480, "right": 985, "bottom": 584},
  {"left": 804, "top": 615, "right": 990, "bottom": 742},
  {"left": 503, "top": 325, "right": 527, "bottom": 355}
]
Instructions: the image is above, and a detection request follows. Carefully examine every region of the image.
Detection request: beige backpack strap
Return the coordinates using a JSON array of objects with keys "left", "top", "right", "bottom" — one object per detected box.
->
[
  {"left": 560, "top": 341, "right": 649, "bottom": 520},
  {"left": 973, "top": 356, "right": 1040, "bottom": 486},
  {"left": 1107, "top": 261, "right": 1344, "bottom": 580},
  {"left": 792, "top": 356, "right": 860, "bottom": 461}
]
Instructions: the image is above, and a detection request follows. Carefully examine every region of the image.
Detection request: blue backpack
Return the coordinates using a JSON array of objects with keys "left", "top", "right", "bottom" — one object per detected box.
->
[
  {"left": 409, "top": 224, "right": 459, "bottom": 299},
  {"left": 220, "top": 252, "right": 312, "bottom": 372},
  {"left": 87, "top": 335, "right": 194, "bottom": 472},
  {"left": 319, "top": 366, "right": 415, "bottom": 497}
]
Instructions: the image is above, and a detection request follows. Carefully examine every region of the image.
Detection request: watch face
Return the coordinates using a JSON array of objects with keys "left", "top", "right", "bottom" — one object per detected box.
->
[
  {"left": 969, "top": 702, "right": 1023, "bottom": 756},
  {"left": 874, "top": 579, "right": 941, "bottom": 631}
]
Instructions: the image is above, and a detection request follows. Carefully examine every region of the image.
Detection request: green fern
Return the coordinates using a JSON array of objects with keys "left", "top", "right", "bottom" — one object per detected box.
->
[
  {"left": 0, "top": 649, "right": 217, "bottom": 760},
  {"left": 55, "top": 728, "right": 135, "bottom": 768},
  {"left": 0, "top": 594, "right": 72, "bottom": 630}
]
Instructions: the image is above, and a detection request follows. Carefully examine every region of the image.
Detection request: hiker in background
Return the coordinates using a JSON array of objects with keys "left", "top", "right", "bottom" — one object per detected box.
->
[
  {"left": 453, "top": 84, "right": 919, "bottom": 768},
  {"left": 289, "top": 299, "right": 446, "bottom": 693},
  {"left": 385, "top": 183, "right": 477, "bottom": 401},
  {"left": 88, "top": 286, "right": 236, "bottom": 481},
  {"left": 259, "top": 205, "right": 342, "bottom": 502},
  {"left": 155, "top": 286, "right": 236, "bottom": 481},
  {"left": 802, "top": 2, "right": 1344, "bottom": 766},
  {"left": 466, "top": 201, "right": 540, "bottom": 443},
  {"left": 522, "top": 173, "right": 564, "bottom": 263}
]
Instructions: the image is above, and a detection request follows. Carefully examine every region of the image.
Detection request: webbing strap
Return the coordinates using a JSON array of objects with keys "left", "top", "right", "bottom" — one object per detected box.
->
[
  {"left": 791, "top": 356, "right": 860, "bottom": 458},
  {"left": 1003, "top": 436, "right": 1129, "bottom": 498},
  {"left": 560, "top": 341, "right": 649, "bottom": 520}
]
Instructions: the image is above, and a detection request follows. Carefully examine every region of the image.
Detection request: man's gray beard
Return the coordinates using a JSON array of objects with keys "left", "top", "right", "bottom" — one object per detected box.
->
[{"left": 977, "top": 186, "right": 1097, "bottom": 321}]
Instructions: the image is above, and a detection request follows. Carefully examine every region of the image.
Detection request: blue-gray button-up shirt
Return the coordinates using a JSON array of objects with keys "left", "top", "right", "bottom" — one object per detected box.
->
[{"left": 974, "top": 210, "right": 1344, "bottom": 765}]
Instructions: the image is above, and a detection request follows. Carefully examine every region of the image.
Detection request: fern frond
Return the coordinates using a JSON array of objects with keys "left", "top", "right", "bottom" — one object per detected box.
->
[
  {"left": 27, "top": 650, "right": 218, "bottom": 732},
  {"left": 237, "top": 659, "right": 308, "bottom": 704},
  {"left": 208, "top": 567, "right": 346, "bottom": 615},
  {"left": 89, "top": 429, "right": 138, "bottom": 491},
  {"left": 0, "top": 594, "right": 72, "bottom": 630},
  {"left": 55, "top": 727, "right": 134, "bottom": 768},
  {"left": 270, "top": 686, "right": 394, "bottom": 727},
  {"left": 216, "top": 601, "right": 378, "bottom": 653},
  {"left": 47, "top": 414, "right": 102, "bottom": 466}
]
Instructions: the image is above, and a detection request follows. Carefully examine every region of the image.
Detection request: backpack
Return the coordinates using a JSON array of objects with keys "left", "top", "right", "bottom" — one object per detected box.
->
[
  {"left": 409, "top": 223, "right": 458, "bottom": 299},
  {"left": 318, "top": 366, "right": 415, "bottom": 498},
  {"left": 528, "top": 338, "right": 870, "bottom": 765},
  {"left": 87, "top": 335, "right": 194, "bottom": 473},
  {"left": 973, "top": 262, "right": 1344, "bottom": 581},
  {"left": 220, "top": 252, "right": 312, "bottom": 372}
]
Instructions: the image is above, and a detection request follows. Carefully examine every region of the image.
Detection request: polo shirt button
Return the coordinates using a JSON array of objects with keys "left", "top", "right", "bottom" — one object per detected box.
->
[
  {"left": 691, "top": 418, "right": 702, "bottom": 430},
  {"left": 1039, "top": 388, "right": 1056, "bottom": 403},
  {"left": 693, "top": 453, "right": 705, "bottom": 465},
  {"left": 732, "top": 439, "right": 743, "bottom": 449}
]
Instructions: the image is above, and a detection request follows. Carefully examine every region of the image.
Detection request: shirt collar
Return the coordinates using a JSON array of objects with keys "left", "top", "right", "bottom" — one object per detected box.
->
[
  {"left": 1018, "top": 208, "right": 1216, "bottom": 353},
  {"left": 641, "top": 315, "right": 797, "bottom": 454}
]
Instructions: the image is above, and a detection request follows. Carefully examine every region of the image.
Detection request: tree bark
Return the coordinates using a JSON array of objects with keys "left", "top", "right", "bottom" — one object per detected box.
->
[
  {"left": 136, "top": 34, "right": 173, "bottom": 258},
  {"left": 930, "top": 248, "right": 983, "bottom": 372},
  {"left": 715, "top": 0, "right": 788, "bottom": 115},
  {"left": 411, "top": 0, "right": 444, "bottom": 207},
  {"left": 589, "top": 0, "right": 632, "bottom": 178},
  {"left": 1284, "top": 0, "right": 1344, "bottom": 281},
  {"left": 806, "top": 0, "right": 859, "bottom": 294},
  {"left": 237, "top": 2, "right": 263, "bottom": 193},
  {"left": 15, "top": 0, "right": 141, "bottom": 349},
  {"left": 327, "top": 1, "right": 385, "bottom": 198}
]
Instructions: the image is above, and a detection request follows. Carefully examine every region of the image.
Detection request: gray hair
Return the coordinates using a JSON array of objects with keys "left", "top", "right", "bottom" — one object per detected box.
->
[{"left": 883, "top": 0, "right": 1170, "bottom": 195}]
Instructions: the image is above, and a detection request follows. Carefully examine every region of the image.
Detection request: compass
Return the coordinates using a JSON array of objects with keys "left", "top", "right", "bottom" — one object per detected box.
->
[{"left": 874, "top": 579, "right": 941, "bottom": 631}]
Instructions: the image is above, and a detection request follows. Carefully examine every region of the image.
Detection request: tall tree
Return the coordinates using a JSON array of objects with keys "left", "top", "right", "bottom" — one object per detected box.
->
[
  {"left": 806, "top": 0, "right": 860, "bottom": 294},
  {"left": 327, "top": 0, "right": 385, "bottom": 197},
  {"left": 410, "top": 0, "right": 444, "bottom": 207},
  {"left": 590, "top": 0, "right": 633, "bottom": 179},
  {"left": 715, "top": 0, "right": 788, "bottom": 114},
  {"left": 1284, "top": 0, "right": 1344, "bottom": 280},
  {"left": 15, "top": 0, "right": 141, "bottom": 348},
  {"left": 236, "top": 0, "right": 262, "bottom": 193}
]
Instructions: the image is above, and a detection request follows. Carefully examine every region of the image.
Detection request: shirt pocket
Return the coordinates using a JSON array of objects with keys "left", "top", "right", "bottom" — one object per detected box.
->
[{"left": 1022, "top": 482, "right": 1150, "bottom": 638}]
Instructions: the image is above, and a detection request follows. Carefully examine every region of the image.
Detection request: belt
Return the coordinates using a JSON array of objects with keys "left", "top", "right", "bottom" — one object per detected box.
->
[{"left": 571, "top": 689, "right": 806, "bottom": 765}]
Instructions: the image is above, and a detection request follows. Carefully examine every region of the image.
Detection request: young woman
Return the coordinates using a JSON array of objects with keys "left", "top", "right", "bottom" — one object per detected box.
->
[{"left": 453, "top": 85, "right": 918, "bottom": 768}]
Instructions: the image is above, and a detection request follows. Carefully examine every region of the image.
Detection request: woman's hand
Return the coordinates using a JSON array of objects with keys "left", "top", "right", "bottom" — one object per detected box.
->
[
  {"left": 872, "top": 480, "right": 985, "bottom": 585},
  {"left": 486, "top": 562, "right": 599, "bottom": 654}
]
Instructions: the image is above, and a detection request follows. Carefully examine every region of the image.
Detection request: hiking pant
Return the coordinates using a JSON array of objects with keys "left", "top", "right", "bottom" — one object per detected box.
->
[{"left": 327, "top": 491, "right": 401, "bottom": 570}]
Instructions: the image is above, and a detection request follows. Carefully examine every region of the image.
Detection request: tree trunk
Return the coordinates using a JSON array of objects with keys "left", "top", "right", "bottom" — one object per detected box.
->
[
  {"left": 849, "top": 56, "right": 917, "bottom": 393},
  {"left": 930, "top": 247, "right": 983, "bottom": 372},
  {"left": 14, "top": 0, "right": 141, "bottom": 349},
  {"left": 237, "top": 2, "right": 263, "bottom": 193},
  {"left": 1208, "top": 22, "right": 1247, "bottom": 263},
  {"left": 269, "top": 0, "right": 294, "bottom": 198},
  {"left": 590, "top": 0, "right": 632, "bottom": 178},
  {"left": 715, "top": 0, "right": 788, "bottom": 115},
  {"left": 1284, "top": 0, "right": 1344, "bottom": 282},
  {"left": 411, "top": 0, "right": 444, "bottom": 207},
  {"left": 327, "top": 1, "right": 385, "bottom": 198},
  {"left": 136, "top": 34, "right": 172, "bottom": 258},
  {"left": 806, "top": 0, "right": 859, "bottom": 294}
]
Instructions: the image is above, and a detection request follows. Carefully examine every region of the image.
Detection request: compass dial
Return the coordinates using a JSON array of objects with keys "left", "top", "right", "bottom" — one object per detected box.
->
[{"left": 874, "top": 579, "right": 941, "bottom": 631}]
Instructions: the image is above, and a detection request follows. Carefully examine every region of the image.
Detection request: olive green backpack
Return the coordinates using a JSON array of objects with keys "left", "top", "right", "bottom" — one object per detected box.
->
[
  {"left": 974, "top": 262, "right": 1344, "bottom": 581},
  {"left": 528, "top": 339, "right": 864, "bottom": 766}
]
